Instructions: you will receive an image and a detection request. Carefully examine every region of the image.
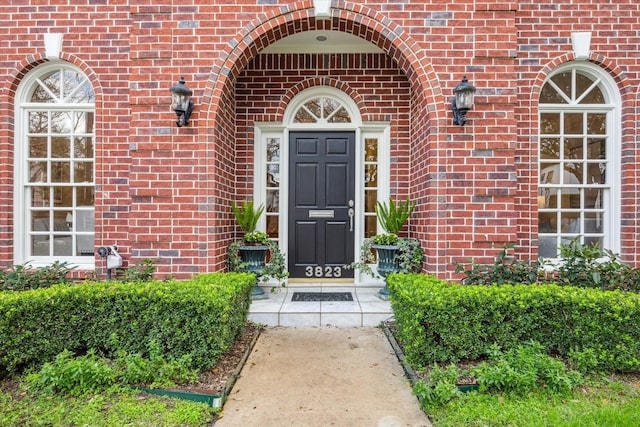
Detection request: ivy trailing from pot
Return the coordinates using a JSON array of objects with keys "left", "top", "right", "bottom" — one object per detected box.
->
[
  {"left": 228, "top": 200, "right": 288, "bottom": 298},
  {"left": 346, "top": 196, "right": 423, "bottom": 300}
]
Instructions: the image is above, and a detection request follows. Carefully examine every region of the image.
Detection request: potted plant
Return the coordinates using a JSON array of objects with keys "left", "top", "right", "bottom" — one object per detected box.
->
[
  {"left": 228, "top": 200, "right": 287, "bottom": 298},
  {"left": 347, "top": 196, "right": 423, "bottom": 300}
]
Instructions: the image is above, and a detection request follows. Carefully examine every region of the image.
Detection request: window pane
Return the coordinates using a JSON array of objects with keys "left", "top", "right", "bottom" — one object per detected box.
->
[
  {"left": 31, "top": 187, "right": 50, "bottom": 207},
  {"left": 54, "top": 186, "right": 72, "bottom": 207},
  {"left": 576, "top": 73, "right": 604, "bottom": 104},
  {"left": 267, "top": 164, "right": 279, "bottom": 188},
  {"left": 586, "top": 138, "right": 605, "bottom": 159},
  {"left": 364, "top": 215, "right": 377, "bottom": 238},
  {"left": 563, "top": 138, "right": 583, "bottom": 159},
  {"left": 29, "top": 136, "right": 48, "bottom": 157},
  {"left": 586, "top": 162, "right": 605, "bottom": 185},
  {"left": 74, "top": 111, "right": 94, "bottom": 133},
  {"left": 266, "top": 190, "right": 279, "bottom": 213},
  {"left": 266, "top": 138, "right": 280, "bottom": 162},
  {"left": 564, "top": 113, "right": 583, "bottom": 134},
  {"left": 540, "top": 138, "right": 560, "bottom": 160},
  {"left": 550, "top": 72, "right": 572, "bottom": 99},
  {"left": 74, "top": 161, "right": 93, "bottom": 183},
  {"left": 29, "top": 111, "right": 48, "bottom": 133},
  {"left": 540, "top": 113, "right": 560, "bottom": 134},
  {"left": 328, "top": 106, "right": 351, "bottom": 123},
  {"left": 565, "top": 163, "right": 583, "bottom": 185},
  {"left": 540, "top": 83, "right": 566, "bottom": 104},
  {"left": 364, "top": 190, "right": 377, "bottom": 213},
  {"left": 365, "top": 138, "right": 378, "bottom": 161},
  {"left": 584, "top": 235, "right": 603, "bottom": 248},
  {"left": 305, "top": 98, "right": 321, "bottom": 118},
  {"left": 584, "top": 211, "right": 602, "bottom": 233},
  {"left": 584, "top": 188, "right": 602, "bottom": 210},
  {"left": 538, "top": 236, "right": 559, "bottom": 257},
  {"left": 323, "top": 97, "right": 340, "bottom": 117},
  {"left": 29, "top": 161, "right": 47, "bottom": 183},
  {"left": 365, "top": 165, "right": 377, "bottom": 187},
  {"left": 76, "top": 187, "right": 94, "bottom": 206},
  {"left": 74, "top": 137, "right": 93, "bottom": 158},
  {"left": 51, "top": 111, "right": 72, "bottom": 134},
  {"left": 52, "top": 137, "right": 70, "bottom": 158},
  {"left": 266, "top": 215, "right": 278, "bottom": 239},
  {"left": 587, "top": 113, "right": 606, "bottom": 134},
  {"left": 538, "top": 212, "right": 557, "bottom": 233},
  {"left": 52, "top": 161, "right": 70, "bottom": 183},
  {"left": 294, "top": 108, "right": 315, "bottom": 123}
]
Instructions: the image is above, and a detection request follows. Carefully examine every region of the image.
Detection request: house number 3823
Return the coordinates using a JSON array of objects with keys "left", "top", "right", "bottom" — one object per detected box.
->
[{"left": 305, "top": 266, "right": 342, "bottom": 278}]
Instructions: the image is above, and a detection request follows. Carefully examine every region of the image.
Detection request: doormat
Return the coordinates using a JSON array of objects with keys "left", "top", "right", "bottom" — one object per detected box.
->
[{"left": 291, "top": 292, "right": 354, "bottom": 302}]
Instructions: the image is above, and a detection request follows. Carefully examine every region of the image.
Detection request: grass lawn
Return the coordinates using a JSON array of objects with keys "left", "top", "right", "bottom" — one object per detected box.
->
[
  {"left": 0, "top": 384, "right": 216, "bottom": 427},
  {"left": 428, "top": 376, "right": 640, "bottom": 427}
]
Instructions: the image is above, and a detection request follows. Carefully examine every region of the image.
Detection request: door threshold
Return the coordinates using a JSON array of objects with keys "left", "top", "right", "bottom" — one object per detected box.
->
[{"left": 287, "top": 278, "right": 354, "bottom": 284}]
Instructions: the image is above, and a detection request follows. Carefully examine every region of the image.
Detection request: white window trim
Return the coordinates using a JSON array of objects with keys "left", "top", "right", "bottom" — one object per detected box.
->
[
  {"left": 14, "top": 62, "right": 96, "bottom": 269},
  {"left": 254, "top": 86, "right": 390, "bottom": 284},
  {"left": 539, "top": 62, "right": 621, "bottom": 256}
]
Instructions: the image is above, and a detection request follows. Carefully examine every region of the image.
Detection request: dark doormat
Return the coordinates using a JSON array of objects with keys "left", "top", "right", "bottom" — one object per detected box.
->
[{"left": 291, "top": 292, "right": 354, "bottom": 302}]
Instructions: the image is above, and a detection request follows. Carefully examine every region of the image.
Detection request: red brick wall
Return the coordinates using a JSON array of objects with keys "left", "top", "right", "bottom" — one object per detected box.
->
[{"left": 0, "top": 0, "right": 638, "bottom": 280}]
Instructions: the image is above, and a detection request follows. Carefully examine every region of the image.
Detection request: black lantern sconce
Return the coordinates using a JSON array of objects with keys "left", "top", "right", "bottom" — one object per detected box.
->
[
  {"left": 451, "top": 76, "right": 476, "bottom": 126},
  {"left": 169, "top": 77, "right": 194, "bottom": 127}
]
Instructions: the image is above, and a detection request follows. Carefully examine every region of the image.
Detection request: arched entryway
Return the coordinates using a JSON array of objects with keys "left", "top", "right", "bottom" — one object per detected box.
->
[{"left": 202, "top": 1, "right": 446, "bottom": 277}]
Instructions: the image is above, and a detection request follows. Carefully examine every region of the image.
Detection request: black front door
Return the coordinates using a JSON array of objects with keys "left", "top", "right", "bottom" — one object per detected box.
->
[{"left": 288, "top": 131, "right": 355, "bottom": 279}]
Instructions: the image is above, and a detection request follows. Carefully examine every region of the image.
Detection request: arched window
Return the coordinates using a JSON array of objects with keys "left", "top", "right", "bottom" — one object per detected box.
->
[
  {"left": 538, "top": 65, "right": 619, "bottom": 258},
  {"left": 15, "top": 63, "right": 95, "bottom": 265}
]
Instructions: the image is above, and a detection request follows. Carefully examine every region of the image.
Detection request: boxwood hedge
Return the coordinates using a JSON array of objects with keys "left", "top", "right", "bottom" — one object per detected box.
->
[
  {"left": 388, "top": 274, "right": 640, "bottom": 372},
  {"left": 0, "top": 272, "right": 255, "bottom": 376}
]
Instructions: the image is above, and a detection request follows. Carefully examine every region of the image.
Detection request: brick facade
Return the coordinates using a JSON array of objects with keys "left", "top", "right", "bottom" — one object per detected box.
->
[{"left": 1, "top": 1, "right": 638, "bottom": 280}]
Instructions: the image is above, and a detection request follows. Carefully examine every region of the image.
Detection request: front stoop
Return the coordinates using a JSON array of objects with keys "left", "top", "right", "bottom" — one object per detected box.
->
[{"left": 248, "top": 285, "right": 392, "bottom": 327}]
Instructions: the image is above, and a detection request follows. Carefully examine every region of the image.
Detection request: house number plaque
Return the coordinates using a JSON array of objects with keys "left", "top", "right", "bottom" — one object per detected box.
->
[{"left": 305, "top": 265, "right": 343, "bottom": 278}]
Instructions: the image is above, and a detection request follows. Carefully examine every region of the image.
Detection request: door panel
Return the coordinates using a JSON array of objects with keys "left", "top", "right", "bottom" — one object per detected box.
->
[{"left": 289, "top": 131, "right": 355, "bottom": 279}]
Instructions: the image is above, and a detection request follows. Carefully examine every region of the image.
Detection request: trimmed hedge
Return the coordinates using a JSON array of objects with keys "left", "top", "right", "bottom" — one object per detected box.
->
[
  {"left": 388, "top": 274, "right": 640, "bottom": 372},
  {"left": 0, "top": 272, "right": 255, "bottom": 376}
]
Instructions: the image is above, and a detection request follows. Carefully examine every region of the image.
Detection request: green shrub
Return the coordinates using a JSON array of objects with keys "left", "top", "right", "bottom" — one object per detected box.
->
[
  {"left": 455, "top": 241, "right": 640, "bottom": 291},
  {"left": 454, "top": 244, "right": 543, "bottom": 285},
  {"left": 388, "top": 274, "right": 640, "bottom": 373},
  {"left": 471, "top": 341, "right": 582, "bottom": 395},
  {"left": 26, "top": 344, "right": 199, "bottom": 396},
  {"left": 0, "top": 272, "right": 255, "bottom": 375},
  {"left": 0, "top": 262, "right": 74, "bottom": 291},
  {"left": 26, "top": 350, "right": 116, "bottom": 396},
  {"left": 412, "top": 364, "right": 462, "bottom": 411}
]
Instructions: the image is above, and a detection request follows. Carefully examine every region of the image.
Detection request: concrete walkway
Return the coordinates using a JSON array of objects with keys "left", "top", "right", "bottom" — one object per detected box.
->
[{"left": 215, "top": 327, "right": 432, "bottom": 427}]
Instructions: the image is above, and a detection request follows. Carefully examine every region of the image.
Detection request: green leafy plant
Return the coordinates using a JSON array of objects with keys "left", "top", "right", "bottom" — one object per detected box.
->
[
  {"left": 555, "top": 238, "right": 639, "bottom": 291},
  {"left": 412, "top": 364, "right": 463, "bottom": 412},
  {"left": 454, "top": 244, "right": 545, "bottom": 285},
  {"left": 26, "top": 350, "right": 116, "bottom": 396},
  {"left": 346, "top": 237, "right": 423, "bottom": 278},
  {"left": 243, "top": 230, "right": 269, "bottom": 245},
  {"left": 471, "top": 341, "right": 582, "bottom": 395},
  {"left": 346, "top": 196, "right": 422, "bottom": 277},
  {"left": 227, "top": 240, "right": 288, "bottom": 288},
  {"left": 114, "top": 341, "right": 197, "bottom": 388},
  {"left": 0, "top": 262, "right": 74, "bottom": 291},
  {"left": 375, "top": 196, "right": 416, "bottom": 235},
  {"left": 231, "top": 200, "right": 264, "bottom": 237},
  {"left": 120, "top": 259, "right": 157, "bottom": 282}
]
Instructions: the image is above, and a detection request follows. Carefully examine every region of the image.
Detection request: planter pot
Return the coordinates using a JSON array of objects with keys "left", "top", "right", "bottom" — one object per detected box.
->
[
  {"left": 239, "top": 245, "right": 269, "bottom": 300},
  {"left": 372, "top": 244, "right": 400, "bottom": 300}
]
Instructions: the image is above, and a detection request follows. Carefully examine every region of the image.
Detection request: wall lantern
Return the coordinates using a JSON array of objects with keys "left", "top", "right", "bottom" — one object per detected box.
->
[
  {"left": 169, "top": 77, "right": 194, "bottom": 127},
  {"left": 451, "top": 76, "right": 476, "bottom": 126}
]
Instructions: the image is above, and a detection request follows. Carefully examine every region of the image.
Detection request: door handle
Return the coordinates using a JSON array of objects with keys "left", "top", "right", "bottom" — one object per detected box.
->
[{"left": 348, "top": 199, "right": 354, "bottom": 232}]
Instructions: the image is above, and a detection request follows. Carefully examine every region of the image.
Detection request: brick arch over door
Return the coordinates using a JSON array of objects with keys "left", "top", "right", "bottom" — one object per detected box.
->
[{"left": 201, "top": 1, "right": 446, "bottom": 271}]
